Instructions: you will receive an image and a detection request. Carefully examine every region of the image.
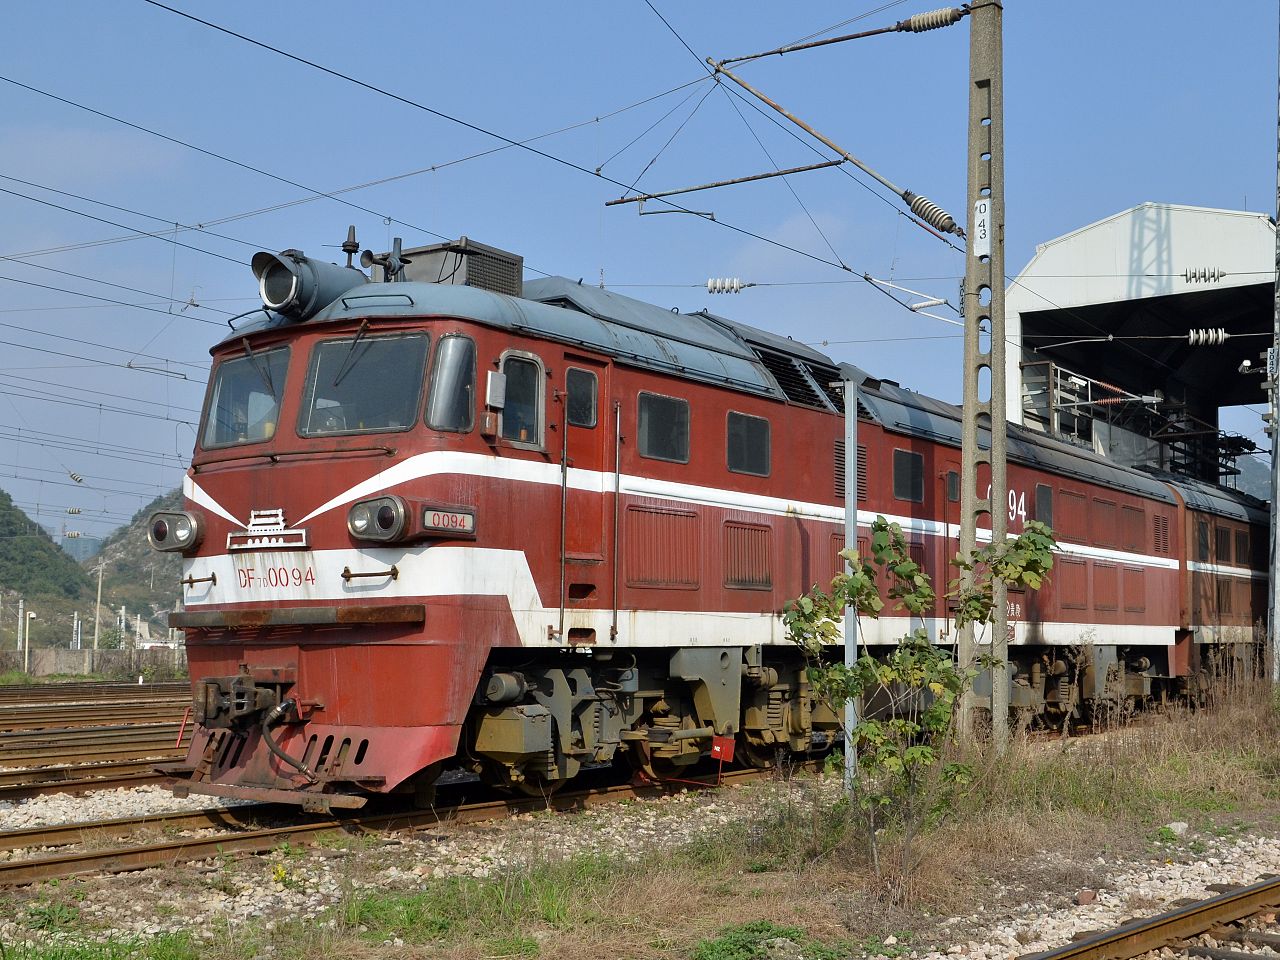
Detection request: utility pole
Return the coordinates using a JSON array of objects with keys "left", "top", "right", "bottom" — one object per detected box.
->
[
  {"left": 956, "top": 0, "right": 1009, "bottom": 750},
  {"left": 15, "top": 598, "right": 22, "bottom": 652},
  {"left": 92, "top": 560, "right": 104, "bottom": 660},
  {"left": 839, "top": 364, "right": 862, "bottom": 796},
  {"left": 1270, "top": 0, "right": 1280, "bottom": 684}
]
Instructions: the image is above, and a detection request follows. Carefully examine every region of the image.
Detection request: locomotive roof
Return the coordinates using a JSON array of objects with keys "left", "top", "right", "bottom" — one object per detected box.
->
[
  {"left": 230, "top": 277, "right": 795, "bottom": 401},
  {"left": 854, "top": 375, "right": 1181, "bottom": 506},
  {"left": 228, "top": 273, "right": 1264, "bottom": 520},
  {"left": 1143, "top": 468, "right": 1268, "bottom": 524}
]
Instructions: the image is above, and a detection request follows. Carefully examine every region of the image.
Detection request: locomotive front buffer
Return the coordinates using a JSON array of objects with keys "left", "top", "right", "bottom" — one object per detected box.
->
[{"left": 159, "top": 665, "right": 358, "bottom": 814}]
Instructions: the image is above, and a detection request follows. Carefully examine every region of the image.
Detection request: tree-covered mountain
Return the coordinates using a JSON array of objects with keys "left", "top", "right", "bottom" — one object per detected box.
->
[
  {"left": 87, "top": 489, "right": 184, "bottom": 639},
  {"left": 0, "top": 487, "right": 95, "bottom": 649}
]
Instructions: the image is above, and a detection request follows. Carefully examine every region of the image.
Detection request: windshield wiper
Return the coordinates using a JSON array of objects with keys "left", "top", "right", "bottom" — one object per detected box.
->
[
  {"left": 331, "top": 320, "right": 370, "bottom": 388},
  {"left": 240, "top": 338, "right": 276, "bottom": 397}
]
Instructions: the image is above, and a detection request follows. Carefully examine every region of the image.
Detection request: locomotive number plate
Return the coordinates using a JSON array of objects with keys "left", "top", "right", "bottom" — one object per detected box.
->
[
  {"left": 422, "top": 508, "right": 476, "bottom": 535},
  {"left": 234, "top": 564, "right": 316, "bottom": 590}
]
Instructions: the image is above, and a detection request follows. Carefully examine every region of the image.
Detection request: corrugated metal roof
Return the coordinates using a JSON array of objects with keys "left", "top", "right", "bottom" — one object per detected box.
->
[
  {"left": 227, "top": 278, "right": 785, "bottom": 399},
  {"left": 858, "top": 378, "right": 1180, "bottom": 505},
  {"left": 1146, "top": 469, "right": 1268, "bottom": 524},
  {"left": 224, "top": 272, "right": 1265, "bottom": 520}
]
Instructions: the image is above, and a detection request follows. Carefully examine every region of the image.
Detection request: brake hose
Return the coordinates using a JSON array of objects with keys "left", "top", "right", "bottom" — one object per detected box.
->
[{"left": 261, "top": 699, "right": 318, "bottom": 783}]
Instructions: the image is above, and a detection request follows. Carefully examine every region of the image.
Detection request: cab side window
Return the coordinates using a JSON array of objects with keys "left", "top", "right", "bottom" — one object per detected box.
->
[
  {"left": 638, "top": 392, "right": 689, "bottom": 463},
  {"left": 500, "top": 355, "right": 543, "bottom": 445},
  {"left": 566, "top": 368, "right": 598, "bottom": 428}
]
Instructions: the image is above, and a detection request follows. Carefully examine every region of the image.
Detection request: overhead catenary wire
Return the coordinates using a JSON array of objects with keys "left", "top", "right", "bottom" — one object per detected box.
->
[
  {"left": 137, "top": 1, "right": 866, "bottom": 277},
  {"left": 640, "top": 0, "right": 851, "bottom": 266},
  {"left": 1, "top": 73, "right": 713, "bottom": 279},
  {"left": 637, "top": 0, "right": 964, "bottom": 252}
]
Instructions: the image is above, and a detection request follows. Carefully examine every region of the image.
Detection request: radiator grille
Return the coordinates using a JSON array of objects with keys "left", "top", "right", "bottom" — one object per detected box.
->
[
  {"left": 833, "top": 440, "right": 868, "bottom": 501},
  {"left": 1153, "top": 515, "right": 1170, "bottom": 555}
]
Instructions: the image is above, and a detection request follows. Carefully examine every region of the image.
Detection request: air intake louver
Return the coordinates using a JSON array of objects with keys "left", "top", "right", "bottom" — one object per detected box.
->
[
  {"left": 808, "top": 362, "right": 845, "bottom": 412},
  {"left": 833, "top": 441, "right": 868, "bottom": 501},
  {"left": 755, "top": 349, "right": 825, "bottom": 408}
]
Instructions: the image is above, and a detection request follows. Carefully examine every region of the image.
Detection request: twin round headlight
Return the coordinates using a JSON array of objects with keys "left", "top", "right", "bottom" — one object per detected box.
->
[
  {"left": 147, "top": 511, "right": 205, "bottom": 552},
  {"left": 347, "top": 496, "right": 407, "bottom": 542},
  {"left": 347, "top": 495, "right": 476, "bottom": 543}
]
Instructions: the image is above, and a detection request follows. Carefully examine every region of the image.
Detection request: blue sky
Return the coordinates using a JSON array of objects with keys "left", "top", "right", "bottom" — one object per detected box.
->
[{"left": 0, "top": 0, "right": 1276, "bottom": 539}]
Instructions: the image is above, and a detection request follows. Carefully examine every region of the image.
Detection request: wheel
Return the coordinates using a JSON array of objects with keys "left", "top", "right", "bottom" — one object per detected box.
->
[
  {"left": 513, "top": 774, "right": 565, "bottom": 798},
  {"left": 737, "top": 735, "right": 782, "bottom": 769},
  {"left": 627, "top": 741, "right": 697, "bottom": 782}
]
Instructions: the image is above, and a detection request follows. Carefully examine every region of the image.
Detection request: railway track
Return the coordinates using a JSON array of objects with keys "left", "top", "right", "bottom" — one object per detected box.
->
[
  {"left": 0, "top": 722, "right": 189, "bottom": 766},
  {"left": 0, "top": 758, "right": 178, "bottom": 801},
  {"left": 0, "top": 699, "right": 188, "bottom": 732},
  {"left": 0, "top": 765, "right": 777, "bottom": 886},
  {"left": 0, "top": 682, "right": 188, "bottom": 703},
  {"left": 1023, "top": 876, "right": 1280, "bottom": 960}
]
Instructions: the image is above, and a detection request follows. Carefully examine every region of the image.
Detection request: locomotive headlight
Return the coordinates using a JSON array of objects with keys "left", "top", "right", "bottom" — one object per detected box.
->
[
  {"left": 147, "top": 510, "right": 205, "bottom": 553},
  {"left": 254, "top": 256, "right": 299, "bottom": 312},
  {"left": 250, "top": 249, "right": 369, "bottom": 322},
  {"left": 347, "top": 496, "right": 407, "bottom": 542}
]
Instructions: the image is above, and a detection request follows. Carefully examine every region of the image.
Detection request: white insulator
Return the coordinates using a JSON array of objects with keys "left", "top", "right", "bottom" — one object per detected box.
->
[
  {"left": 900, "top": 7, "right": 965, "bottom": 32},
  {"left": 1188, "top": 327, "right": 1228, "bottom": 346},
  {"left": 706, "top": 277, "right": 744, "bottom": 294},
  {"left": 68, "top": 472, "right": 84, "bottom": 484},
  {"left": 908, "top": 194, "right": 958, "bottom": 234},
  {"left": 909, "top": 297, "right": 946, "bottom": 311}
]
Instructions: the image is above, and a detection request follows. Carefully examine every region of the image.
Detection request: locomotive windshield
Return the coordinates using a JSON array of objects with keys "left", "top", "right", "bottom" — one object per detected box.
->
[
  {"left": 201, "top": 346, "right": 290, "bottom": 448},
  {"left": 298, "top": 332, "right": 429, "bottom": 437},
  {"left": 425, "top": 335, "right": 476, "bottom": 432}
]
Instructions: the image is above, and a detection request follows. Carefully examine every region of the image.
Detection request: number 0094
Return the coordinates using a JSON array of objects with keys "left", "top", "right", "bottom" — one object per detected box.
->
[{"left": 423, "top": 509, "right": 475, "bottom": 534}]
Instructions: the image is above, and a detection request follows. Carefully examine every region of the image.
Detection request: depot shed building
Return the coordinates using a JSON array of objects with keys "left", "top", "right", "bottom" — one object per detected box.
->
[{"left": 1003, "top": 202, "right": 1274, "bottom": 486}]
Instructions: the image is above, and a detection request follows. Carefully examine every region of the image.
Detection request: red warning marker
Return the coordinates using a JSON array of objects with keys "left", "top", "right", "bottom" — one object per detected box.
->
[{"left": 710, "top": 735, "right": 735, "bottom": 762}]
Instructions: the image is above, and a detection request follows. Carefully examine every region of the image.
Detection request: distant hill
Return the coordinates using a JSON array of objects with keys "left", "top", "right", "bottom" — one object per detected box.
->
[
  {"left": 0, "top": 487, "right": 95, "bottom": 649},
  {"left": 87, "top": 490, "right": 184, "bottom": 639},
  {"left": 1232, "top": 454, "right": 1272, "bottom": 503}
]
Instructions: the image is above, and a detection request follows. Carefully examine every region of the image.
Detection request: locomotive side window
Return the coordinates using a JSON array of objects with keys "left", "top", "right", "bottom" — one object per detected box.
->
[
  {"left": 1034, "top": 483, "right": 1052, "bottom": 527},
  {"left": 1196, "top": 520, "right": 1210, "bottom": 561},
  {"left": 299, "top": 333, "right": 429, "bottom": 437},
  {"left": 500, "top": 354, "right": 543, "bottom": 445},
  {"left": 1235, "top": 530, "right": 1250, "bottom": 566},
  {"left": 426, "top": 335, "right": 476, "bottom": 432},
  {"left": 566, "top": 368, "right": 597, "bottom": 428},
  {"left": 892, "top": 450, "right": 924, "bottom": 503},
  {"left": 638, "top": 392, "right": 690, "bottom": 463},
  {"left": 1215, "top": 526, "right": 1231, "bottom": 563},
  {"left": 946, "top": 470, "right": 960, "bottom": 503},
  {"left": 726, "top": 412, "right": 770, "bottom": 476},
  {"left": 202, "top": 346, "right": 290, "bottom": 448}
]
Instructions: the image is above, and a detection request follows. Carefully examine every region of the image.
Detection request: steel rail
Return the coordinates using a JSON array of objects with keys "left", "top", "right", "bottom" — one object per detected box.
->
[
  {"left": 1021, "top": 876, "right": 1280, "bottom": 960},
  {"left": 0, "top": 702, "right": 187, "bottom": 731},
  {"left": 0, "top": 683, "right": 188, "bottom": 702},
  {"left": 0, "top": 743, "right": 188, "bottom": 766},
  {"left": 0, "top": 757, "right": 177, "bottom": 788},
  {"left": 0, "top": 804, "right": 273, "bottom": 852},
  {"left": 0, "top": 771, "right": 171, "bottom": 802},
  {"left": 0, "top": 765, "right": 789, "bottom": 886},
  {"left": 0, "top": 721, "right": 182, "bottom": 744}
]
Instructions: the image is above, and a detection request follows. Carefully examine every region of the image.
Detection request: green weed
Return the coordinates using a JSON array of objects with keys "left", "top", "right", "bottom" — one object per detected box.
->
[
  {"left": 691, "top": 920, "right": 848, "bottom": 960},
  {"left": 0, "top": 934, "right": 199, "bottom": 960},
  {"left": 340, "top": 854, "right": 614, "bottom": 945}
]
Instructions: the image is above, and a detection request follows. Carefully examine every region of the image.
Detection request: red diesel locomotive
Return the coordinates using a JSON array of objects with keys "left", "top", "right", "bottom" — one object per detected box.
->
[{"left": 150, "top": 235, "right": 1268, "bottom": 810}]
